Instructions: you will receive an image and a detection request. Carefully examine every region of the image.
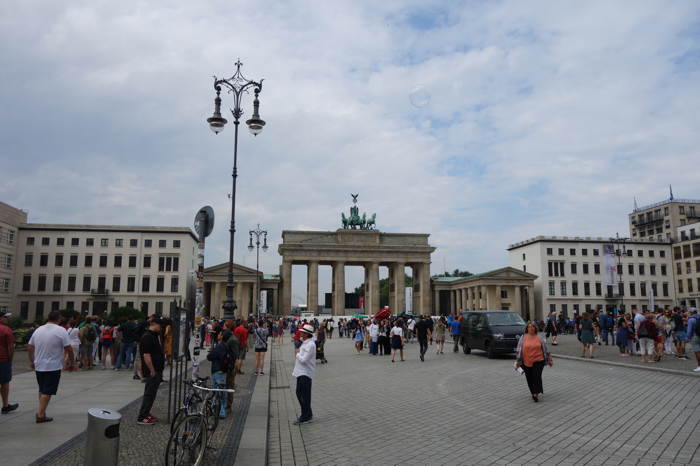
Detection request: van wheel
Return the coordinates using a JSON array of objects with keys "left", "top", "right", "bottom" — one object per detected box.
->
[
  {"left": 462, "top": 342, "right": 471, "bottom": 354},
  {"left": 486, "top": 341, "right": 496, "bottom": 359}
]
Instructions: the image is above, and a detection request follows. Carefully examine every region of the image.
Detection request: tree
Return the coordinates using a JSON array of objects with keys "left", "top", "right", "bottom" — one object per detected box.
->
[
  {"left": 432, "top": 268, "right": 472, "bottom": 278},
  {"left": 60, "top": 309, "right": 80, "bottom": 321},
  {"left": 354, "top": 274, "right": 413, "bottom": 309},
  {"left": 107, "top": 307, "right": 146, "bottom": 323}
]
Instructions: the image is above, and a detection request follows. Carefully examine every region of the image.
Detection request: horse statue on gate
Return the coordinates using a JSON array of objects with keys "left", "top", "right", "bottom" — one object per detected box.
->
[
  {"left": 366, "top": 213, "right": 376, "bottom": 230},
  {"left": 339, "top": 194, "right": 377, "bottom": 230}
]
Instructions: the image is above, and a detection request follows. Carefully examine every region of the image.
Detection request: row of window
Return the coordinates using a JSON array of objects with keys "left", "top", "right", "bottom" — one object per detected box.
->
[
  {"left": 25, "top": 236, "right": 181, "bottom": 249},
  {"left": 633, "top": 205, "right": 697, "bottom": 224},
  {"left": 677, "top": 278, "right": 700, "bottom": 294},
  {"left": 547, "top": 261, "right": 667, "bottom": 277},
  {"left": 24, "top": 253, "right": 179, "bottom": 272},
  {"left": 0, "top": 227, "right": 16, "bottom": 245},
  {"left": 21, "top": 274, "right": 179, "bottom": 294},
  {"left": 1, "top": 253, "right": 12, "bottom": 269},
  {"left": 0, "top": 278, "right": 9, "bottom": 293},
  {"left": 676, "top": 260, "right": 700, "bottom": 276},
  {"left": 18, "top": 300, "right": 165, "bottom": 321},
  {"left": 547, "top": 280, "right": 670, "bottom": 298},
  {"left": 673, "top": 242, "right": 700, "bottom": 260},
  {"left": 549, "top": 303, "right": 651, "bottom": 315},
  {"left": 542, "top": 247, "right": 666, "bottom": 258}
]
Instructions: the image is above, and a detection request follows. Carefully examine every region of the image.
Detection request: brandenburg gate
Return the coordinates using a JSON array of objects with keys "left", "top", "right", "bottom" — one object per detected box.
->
[{"left": 278, "top": 196, "right": 435, "bottom": 315}]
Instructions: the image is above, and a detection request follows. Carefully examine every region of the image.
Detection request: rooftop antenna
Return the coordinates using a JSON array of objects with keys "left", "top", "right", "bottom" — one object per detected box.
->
[
  {"left": 633, "top": 196, "right": 638, "bottom": 211},
  {"left": 669, "top": 184, "right": 674, "bottom": 201}
]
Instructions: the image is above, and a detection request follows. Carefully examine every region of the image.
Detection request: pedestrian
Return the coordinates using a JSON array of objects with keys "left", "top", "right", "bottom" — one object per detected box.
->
[
  {"left": 136, "top": 318, "right": 165, "bottom": 425},
  {"left": 448, "top": 315, "right": 461, "bottom": 353},
  {"left": 115, "top": 316, "right": 137, "bottom": 370},
  {"left": 514, "top": 321, "right": 553, "bottom": 402},
  {"left": 545, "top": 312, "right": 559, "bottom": 346},
  {"left": 233, "top": 321, "right": 249, "bottom": 375},
  {"left": 671, "top": 308, "right": 688, "bottom": 359},
  {"left": 79, "top": 318, "right": 96, "bottom": 370},
  {"left": 353, "top": 322, "right": 364, "bottom": 354},
  {"left": 224, "top": 321, "right": 240, "bottom": 410},
  {"left": 27, "top": 311, "right": 75, "bottom": 422},
  {"left": 578, "top": 312, "right": 596, "bottom": 358},
  {"left": 368, "top": 320, "right": 379, "bottom": 355},
  {"left": 99, "top": 321, "right": 115, "bottom": 369},
  {"left": 315, "top": 325, "right": 327, "bottom": 364},
  {"left": 434, "top": 317, "right": 446, "bottom": 354},
  {"left": 687, "top": 309, "right": 700, "bottom": 372},
  {"left": 390, "top": 319, "right": 405, "bottom": 363},
  {"left": 415, "top": 315, "right": 432, "bottom": 362},
  {"left": 207, "top": 331, "right": 232, "bottom": 419},
  {"left": 616, "top": 320, "right": 631, "bottom": 357},
  {"left": 253, "top": 320, "right": 269, "bottom": 375},
  {"left": 66, "top": 318, "right": 80, "bottom": 368},
  {"left": 292, "top": 324, "right": 316, "bottom": 425},
  {"left": 0, "top": 312, "right": 19, "bottom": 414},
  {"left": 637, "top": 311, "right": 657, "bottom": 363}
]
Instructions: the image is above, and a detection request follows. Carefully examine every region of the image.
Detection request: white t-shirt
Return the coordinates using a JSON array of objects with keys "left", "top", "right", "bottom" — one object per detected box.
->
[
  {"left": 408, "top": 319, "right": 415, "bottom": 330},
  {"left": 368, "top": 323, "right": 379, "bottom": 340},
  {"left": 68, "top": 327, "right": 81, "bottom": 346},
  {"left": 29, "top": 323, "right": 72, "bottom": 372},
  {"left": 390, "top": 326, "right": 403, "bottom": 338}
]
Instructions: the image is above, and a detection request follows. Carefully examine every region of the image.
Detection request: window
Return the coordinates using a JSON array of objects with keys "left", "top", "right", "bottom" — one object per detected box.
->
[
  {"left": 55, "top": 254, "right": 63, "bottom": 267},
  {"left": 650, "top": 264, "right": 656, "bottom": 275},
  {"left": 128, "top": 255, "right": 137, "bottom": 268},
  {"left": 593, "top": 249, "right": 599, "bottom": 256},
  {"left": 694, "top": 243, "right": 700, "bottom": 257},
  {"left": 0, "top": 278, "right": 9, "bottom": 293},
  {"left": 127, "top": 276, "right": 136, "bottom": 292},
  {"left": 638, "top": 264, "right": 645, "bottom": 275},
  {"left": 595, "top": 282, "right": 602, "bottom": 296},
  {"left": 101, "top": 238, "right": 108, "bottom": 247},
  {"left": 57, "top": 237, "right": 65, "bottom": 246},
  {"left": 53, "top": 275, "right": 61, "bottom": 292},
  {"left": 145, "top": 239, "right": 152, "bottom": 248},
  {"left": 173, "top": 257, "right": 179, "bottom": 272},
  {"left": 83, "top": 276, "right": 91, "bottom": 292},
  {"left": 37, "top": 275, "right": 46, "bottom": 292},
  {"left": 523, "top": 265, "right": 527, "bottom": 272},
  {"left": 71, "top": 238, "right": 79, "bottom": 246},
  {"left": 677, "top": 262, "right": 682, "bottom": 275},
  {"left": 626, "top": 250, "right": 633, "bottom": 257},
  {"left": 548, "top": 281, "right": 555, "bottom": 296},
  {"left": 629, "top": 282, "right": 636, "bottom": 296},
  {"left": 39, "top": 253, "right": 48, "bottom": 267},
  {"left": 126, "top": 301, "right": 134, "bottom": 308},
  {"left": 662, "top": 282, "right": 669, "bottom": 297},
  {"left": 97, "top": 276, "right": 106, "bottom": 292},
  {"left": 549, "top": 304, "right": 556, "bottom": 313},
  {"left": 86, "top": 238, "right": 94, "bottom": 247},
  {"left": 571, "top": 263, "right": 577, "bottom": 274},
  {"left": 616, "top": 264, "right": 622, "bottom": 275},
  {"left": 560, "top": 282, "right": 567, "bottom": 296},
  {"left": 67, "top": 276, "right": 76, "bottom": 292},
  {"left": 584, "top": 282, "right": 591, "bottom": 296},
  {"left": 173, "top": 240, "right": 181, "bottom": 248},
  {"left": 582, "top": 248, "right": 588, "bottom": 256},
  {"left": 547, "top": 261, "right": 565, "bottom": 277},
  {"left": 114, "top": 255, "right": 122, "bottom": 268},
  {"left": 24, "top": 253, "right": 33, "bottom": 267},
  {"left": 583, "top": 263, "right": 589, "bottom": 274},
  {"left": 142, "top": 276, "right": 150, "bottom": 292},
  {"left": 628, "top": 264, "right": 634, "bottom": 275},
  {"left": 594, "top": 264, "right": 600, "bottom": 274},
  {"left": 116, "top": 239, "right": 123, "bottom": 247},
  {"left": 674, "top": 246, "right": 682, "bottom": 260},
  {"left": 661, "top": 264, "right": 667, "bottom": 276},
  {"left": 572, "top": 281, "right": 579, "bottom": 296},
  {"left": 664, "top": 206, "right": 669, "bottom": 216},
  {"left": 569, "top": 248, "right": 576, "bottom": 256},
  {"left": 141, "top": 302, "right": 149, "bottom": 313},
  {"left": 20, "top": 302, "right": 28, "bottom": 320},
  {"left": 678, "top": 280, "right": 683, "bottom": 293},
  {"left": 22, "top": 275, "right": 31, "bottom": 292},
  {"left": 606, "top": 285, "right": 613, "bottom": 298},
  {"left": 558, "top": 248, "right": 564, "bottom": 256},
  {"left": 679, "top": 206, "right": 685, "bottom": 214},
  {"left": 144, "top": 255, "right": 152, "bottom": 268},
  {"left": 69, "top": 254, "right": 78, "bottom": 267},
  {"left": 84, "top": 254, "right": 93, "bottom": 267},
  {"left": 112, "top": 276, "right": 121, "bottom": 292},
  {"left": 155, "top": 302, "right": 164, "bottom": 316},
  {"left": 637, "top": 250, "right": 643, "bottom": 257},
  {"left": 99, "top": 255, "right": 108, "bottom": 267},
  {"left": 660, "top": 250, "right": 665, "bottom": 258},
  {"left": 41, "top": 237, "right": 50, "bottom": 246},
  {"left": 546, "top": 248, "right": 553, "bottom": 255},
  {"left": 641, "top": 282, "right": 647, "bottom": 296},
  {"left": 618, "top": 282, "right": 624, "bottom": 296},
  {"left": 130, "top": 239, "right": 138, "bottom": 247},
  {"left": 156, "top": 276, "right": 164, "bottom": 292},
  {"left": 683, "top": 245, "right": 691, "bottom": 258},
  {"left": 648, "top": 250, "right": 654, "bottom": 258},
  {"left": 159, "top": 240, "right": 166, "bottom": 248},
  {"left": 81, "top": 302, "right": 90, "bottom": 313},
  {"left": 35, "top": 302, "right": 44, "bottom": 321},
  {"left": 26, "top": 237, "right": 35, "bottom": 246},
  {"left": 0, "top": 254, "right": 11, "bottom": 269},
  {"left": 688, "top": 279, "right": 694, "bottom": 293}
]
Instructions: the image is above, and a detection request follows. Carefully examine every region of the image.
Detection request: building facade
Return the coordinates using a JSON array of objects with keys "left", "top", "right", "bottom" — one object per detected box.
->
[
  {"left": 508, "top": 236, "right": 676, "bottom": 319},
  {"left": 13, "top": 223, "right": 197, "bottom": 322},
  {"left": 0, "top": 202, "right": 28, "bottom": 315},
  {"left": 673, "top": 222, "right": 700, "bottom": 308},
  {"left": 629, "top": 196, "right": 700, "bottom": 242},
  {"left": 203, "top": 262, "right": 280, "bottom": 319}
]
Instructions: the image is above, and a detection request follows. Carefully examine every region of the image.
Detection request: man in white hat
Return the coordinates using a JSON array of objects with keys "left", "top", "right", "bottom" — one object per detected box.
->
[{"left": 292, "top": 323, "right": 316, "bottom": 424}]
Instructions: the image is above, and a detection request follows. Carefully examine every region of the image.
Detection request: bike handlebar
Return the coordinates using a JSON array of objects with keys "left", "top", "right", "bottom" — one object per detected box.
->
[{"left": 192, "top": 383, "right": 236, "bottom": 394}]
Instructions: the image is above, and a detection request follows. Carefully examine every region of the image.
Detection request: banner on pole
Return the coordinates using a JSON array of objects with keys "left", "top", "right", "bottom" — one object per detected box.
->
[{"left": 603, "top": 244, "right": 618, "bottom": 287}]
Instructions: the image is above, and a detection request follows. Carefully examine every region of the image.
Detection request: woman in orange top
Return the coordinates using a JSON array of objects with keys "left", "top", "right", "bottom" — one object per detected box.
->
[{"left": 515, "top": 321, "right": 553, "bottom": 402}]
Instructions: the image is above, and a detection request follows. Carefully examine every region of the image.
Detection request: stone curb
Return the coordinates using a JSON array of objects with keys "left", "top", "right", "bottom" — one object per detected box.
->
[
  {"left": 552, "top": 353, "right": 700, "bottom": 378},
  {"left": 233, "top": 351, "right": 271, "bottom": 466}
]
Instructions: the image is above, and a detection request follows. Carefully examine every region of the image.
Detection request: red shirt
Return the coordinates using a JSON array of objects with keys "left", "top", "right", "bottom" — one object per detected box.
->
[
  {"left": 0, "top": 323, "right": 14, "bottom": 362},
  {"left": 234, "top": 325, "right": 248, "bottom": 347}
]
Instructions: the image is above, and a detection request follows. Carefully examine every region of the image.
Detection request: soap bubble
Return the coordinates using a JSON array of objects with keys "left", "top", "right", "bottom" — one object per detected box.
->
[{"left": 409, "top": 85, "right": 431, "bottom": 108}]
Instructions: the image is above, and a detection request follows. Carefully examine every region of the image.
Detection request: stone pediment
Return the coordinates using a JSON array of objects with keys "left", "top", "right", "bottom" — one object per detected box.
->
[
  {"left": 477, "top": 267, "right": 537, "bottom": 280},
  {"left": 204, "top": 262, "right": 261, "bottom": 276}
]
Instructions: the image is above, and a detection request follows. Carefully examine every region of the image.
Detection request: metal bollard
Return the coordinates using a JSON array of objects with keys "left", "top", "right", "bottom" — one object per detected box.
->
[{"left": 85, "top": 408, "right": 121, "bottom": 466}]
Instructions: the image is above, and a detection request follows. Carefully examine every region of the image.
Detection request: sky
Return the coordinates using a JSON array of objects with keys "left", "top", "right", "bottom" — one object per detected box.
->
[{"left": 1, "top": 1, "right": 699, "bottom": 305}]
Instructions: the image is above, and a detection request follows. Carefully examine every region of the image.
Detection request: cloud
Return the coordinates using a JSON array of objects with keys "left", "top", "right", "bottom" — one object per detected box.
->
[{"left": 1, "top": 1, "right": 699, "bottom": 305}]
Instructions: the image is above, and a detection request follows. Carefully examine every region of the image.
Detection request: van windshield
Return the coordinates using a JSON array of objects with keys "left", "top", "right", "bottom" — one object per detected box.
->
[{"left": 486, "top": 313, "right": 526, "bottom": 326}]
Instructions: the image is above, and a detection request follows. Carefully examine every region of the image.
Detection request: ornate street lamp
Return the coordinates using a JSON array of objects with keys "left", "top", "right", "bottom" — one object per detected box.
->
[
  {"left": 608, "top": 232, "right": 629, "bottom": 316},
  {"left": 207, "top": 60, "right": 266, "bottom": 320},
  {"left": 248, "top": 224, "right": 269, "bottom": 319}
]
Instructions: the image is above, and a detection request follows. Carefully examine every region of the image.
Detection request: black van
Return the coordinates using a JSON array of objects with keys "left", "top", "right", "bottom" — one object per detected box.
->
[{"left": 459, "top": 310, "right": 526, "bottom": 358}]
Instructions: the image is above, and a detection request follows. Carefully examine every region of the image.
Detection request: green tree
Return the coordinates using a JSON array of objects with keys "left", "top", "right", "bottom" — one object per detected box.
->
[
  {"left": 354, "top": 274, "right": 413, "bottom": 309},
  {"left": 432, "top": 268, "right": 472, "bottom": 278},
  {"left": 60, "top": 309, "right": 80, "bottom": 321},
  {"left": 107, "top": 307, "right": 146, "bottom": 323}
]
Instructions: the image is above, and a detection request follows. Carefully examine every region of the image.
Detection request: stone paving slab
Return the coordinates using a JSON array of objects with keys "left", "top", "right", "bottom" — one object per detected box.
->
[{"left": 269, "top": 336, "right": 700, "bottom": 466}]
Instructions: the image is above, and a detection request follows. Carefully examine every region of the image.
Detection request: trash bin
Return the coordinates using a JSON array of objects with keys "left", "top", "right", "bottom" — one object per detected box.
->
[{"left": 85, "top": 408, "right": 121, "bottom": 466}]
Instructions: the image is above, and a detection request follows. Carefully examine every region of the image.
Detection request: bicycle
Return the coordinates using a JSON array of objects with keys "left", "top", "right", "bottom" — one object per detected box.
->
[
  {"left": 170, "top": 377, "right": 209, "bottom": 434},
  {"left": 165, "top": 381, "right": 235, "bottom": 466}
]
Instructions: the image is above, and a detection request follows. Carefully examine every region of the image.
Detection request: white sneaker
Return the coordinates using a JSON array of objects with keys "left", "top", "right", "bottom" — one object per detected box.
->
[{"left": 693, "top": 367, "right": 700, "bottom": 372}]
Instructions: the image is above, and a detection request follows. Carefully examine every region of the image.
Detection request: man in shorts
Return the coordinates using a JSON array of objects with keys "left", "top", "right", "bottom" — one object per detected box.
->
[
  {"left": 28, "top": 311, "right": 74, "bottom": 423},
  {"left": 672, "top": 308, "right": 688, "bottom": 359},
  {"left": 233, "top": 321, "right": 248, "bottom": 375},
  {"left": 0, "top": 312, "right": 19, "bottom": 414}
]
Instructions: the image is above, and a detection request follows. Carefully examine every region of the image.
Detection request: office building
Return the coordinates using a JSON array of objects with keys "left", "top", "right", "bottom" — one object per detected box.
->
[
  {"left": 673, "top": 222, "right": 700, "bottom": 308},
  {"left": 0, "top": 202, "right": 28, "bottom": 316},
  {"left": 629, "top": 194, "right": 700, "bottom": 242}
]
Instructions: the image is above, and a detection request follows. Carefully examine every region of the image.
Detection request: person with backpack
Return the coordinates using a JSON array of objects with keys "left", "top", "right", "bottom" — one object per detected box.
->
[
  {"left": 99, "top": 322, "right": 115, "bottom": 369},
  {"left": 115, "top": 317, "right": 137, "bottom": 370},
  {"left": 253, "top": 320, "right": 270, "bottom": 375},
  {"left": 206, "top": 330, "right": 233, "bottom": 419},
  {"left": 687, "top": 309, "right": 700, "bottom": 372},
  {"left": 671, "top": 308, "right": 688, "bottom": 360},
  {"left": 637, "top": 311, "right": 658, "bottom": 363},
  {"left": 79, "top": 318, "right": 97, "bottom": 370}
]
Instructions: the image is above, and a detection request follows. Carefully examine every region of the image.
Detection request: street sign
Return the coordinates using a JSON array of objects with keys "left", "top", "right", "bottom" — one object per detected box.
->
[{"left": 194, "top": 206, "right": 215, "bottom": 239}]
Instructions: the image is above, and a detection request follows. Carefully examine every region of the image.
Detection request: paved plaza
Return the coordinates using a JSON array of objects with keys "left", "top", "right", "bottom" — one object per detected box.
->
[{"left": 269, "top": 336, "right": 700, "bottom": 466}]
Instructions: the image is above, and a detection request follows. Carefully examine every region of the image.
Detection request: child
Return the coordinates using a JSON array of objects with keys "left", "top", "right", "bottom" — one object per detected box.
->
[{"left": 616, "top": 320, "right": 630, "bottom": 357}]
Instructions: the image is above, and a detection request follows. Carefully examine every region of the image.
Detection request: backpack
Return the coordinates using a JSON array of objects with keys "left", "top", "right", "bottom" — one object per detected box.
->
[
  {"left": 637, "top": 322, "right": 649, "bottom": 338},
  {"left": 85, "top": 325, "right": 97, "bottom": 343},
  {"left": 222, "top": 345, "right": 236, "bottom": 372},
  {"left": 695, "top": 318, "right": 700, "bottom": 338}
]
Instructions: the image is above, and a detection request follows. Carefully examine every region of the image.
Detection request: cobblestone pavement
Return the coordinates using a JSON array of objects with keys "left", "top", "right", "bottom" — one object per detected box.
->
[
  {"left": 35, "top": 357, "right": 256, "bottom": 466},
  {"left": 547, "top": 334, "right": 699, "bottom": 373},
  {"left": 269, "top": 337, "right": 700, "bottom": 466}
]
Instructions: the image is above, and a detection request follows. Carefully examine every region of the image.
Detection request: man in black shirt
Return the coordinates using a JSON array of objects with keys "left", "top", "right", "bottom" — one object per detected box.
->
[
  {"left": 136, "top": 318, "right": 164, "bottom": 425},
  {"left": 415, "top": 315, "right": 432, "bottom": 362}
]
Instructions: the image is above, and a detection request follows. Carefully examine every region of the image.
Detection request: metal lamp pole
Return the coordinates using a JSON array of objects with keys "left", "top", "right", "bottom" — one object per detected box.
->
[
  {"left": 610, "top": 232, "right": 629, "bottom": 316},
  {"left": 206, "top": 60, "right": 266, "bottom": 320},
  {"left": 248, "top": 224, "right": 269, "bottom": 319}
]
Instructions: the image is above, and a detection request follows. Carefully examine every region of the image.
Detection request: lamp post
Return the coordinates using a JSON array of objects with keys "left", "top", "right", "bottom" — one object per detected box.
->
[
  {"left": 609, "top": 232, "right": 629, "bottom": 316},
  {"left": 207, "top": 60, "right": 266, "bottom": 320},
  {"left": 248, "top": 224, "right": 269, "bottom": 319}
]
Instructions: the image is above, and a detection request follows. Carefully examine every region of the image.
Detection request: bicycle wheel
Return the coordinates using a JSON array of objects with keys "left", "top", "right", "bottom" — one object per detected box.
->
[
  {"left": 204, "top": 395, "right": 219, "bottom": 433},
  {"left": 171, "top": 393, "right": 203, "bottom": 433},
  {"left": 165, "top": 414, "right": 208, "bottom": 466}
]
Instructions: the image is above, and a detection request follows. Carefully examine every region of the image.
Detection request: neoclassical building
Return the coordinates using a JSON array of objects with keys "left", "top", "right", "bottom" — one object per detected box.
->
[{"left": 203, "top": 262, "right": 280, "bottom": 319}]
